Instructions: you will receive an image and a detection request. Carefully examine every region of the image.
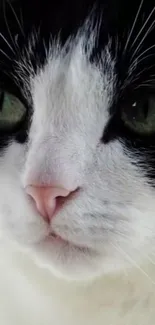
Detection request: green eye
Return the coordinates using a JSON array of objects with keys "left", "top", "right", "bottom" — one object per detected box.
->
[
  {"left": 0, "top": 91, "right": 26, "bottom": 129},
  {"left": 121, "top": 95, "right": 155, "bottom": 135}
]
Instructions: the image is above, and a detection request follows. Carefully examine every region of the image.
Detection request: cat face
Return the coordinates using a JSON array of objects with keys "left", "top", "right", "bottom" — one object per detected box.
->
[{"left": 0, "top": 0, "right": 155, "bottom": 281}]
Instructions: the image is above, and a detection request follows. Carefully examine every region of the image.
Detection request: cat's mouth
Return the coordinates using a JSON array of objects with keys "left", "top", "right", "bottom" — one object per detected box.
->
[
  {"left": 49, "top": 231, "right": 68, "bottom": 243},
  {"left": 47, "top": 231, "right": 88, "bottom": 251}
]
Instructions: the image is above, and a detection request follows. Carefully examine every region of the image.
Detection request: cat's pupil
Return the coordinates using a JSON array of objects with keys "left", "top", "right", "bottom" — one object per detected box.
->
[
  {"left": 131, "top": 98, "right": 149, "bottom": 121},
  {"left": 143, "top": 99, "right": 149, "bottom": 119}
]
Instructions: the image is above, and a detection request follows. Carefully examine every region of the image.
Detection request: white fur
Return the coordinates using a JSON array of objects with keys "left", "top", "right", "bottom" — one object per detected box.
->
[
  {"left": 0, "top": 28, "right": 155, "bottom": 324},
  {"left": 0, "top": 241, "right": 155, "bottom": 325}
]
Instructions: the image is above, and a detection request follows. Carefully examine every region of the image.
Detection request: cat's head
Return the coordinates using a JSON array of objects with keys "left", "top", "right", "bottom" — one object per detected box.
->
[{"left": 0, "top": 0, "right": 155, "bottom": 281}]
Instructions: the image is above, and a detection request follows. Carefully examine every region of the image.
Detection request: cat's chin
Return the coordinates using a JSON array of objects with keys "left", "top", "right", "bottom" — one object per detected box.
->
[
  {"left": 24, "top": 233, "right": 130, "bottom": 282},
  {"left": 24, "top": 233, "right": 102, "bottom": 281}
]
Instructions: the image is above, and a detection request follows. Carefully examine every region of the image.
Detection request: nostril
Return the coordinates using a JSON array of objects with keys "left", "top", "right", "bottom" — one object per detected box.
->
[
  {"left": 25, "top": 185, "right": 79, "bottom": 223},
  {"left": 27, "top": 188, "right": 53, "bottom": 222}
]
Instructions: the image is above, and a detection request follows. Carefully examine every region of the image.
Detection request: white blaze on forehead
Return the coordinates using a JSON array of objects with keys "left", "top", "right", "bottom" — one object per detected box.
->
[
  {"left": 21, "top": 31, "right": 116, "bottom": 192},
  {"left": 30, "top": 32, "right": 115, "bottom": 139}
]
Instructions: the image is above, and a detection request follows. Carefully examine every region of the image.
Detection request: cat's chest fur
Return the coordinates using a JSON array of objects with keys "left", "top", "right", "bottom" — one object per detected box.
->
[{"left": 0, "top": 240, "right": 154, "bottom": 325}]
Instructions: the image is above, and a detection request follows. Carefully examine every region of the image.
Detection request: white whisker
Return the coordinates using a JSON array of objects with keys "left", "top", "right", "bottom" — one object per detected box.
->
[
  {"left": 123, "top": 0, "right": 144, "bottom": 53},
  {"left": 112, "top": 243, "right": 155, "bottom": 285},
  {"left": 144, "top": 254, "right": 155, "bottom": 266},
  {"left": 0, "top": 48, "right": 11, "bottom": 60},
  {"left": 20, "top": 8, "right": 24, "bottom": 31},
  {"left": 131, "top": 18, "right": 155, "bottom": 61},
  {"left": 114, "top": 230, "right": 131, "bottom": 240},
  {"left": 0, "top": 33, "right": 15, "bottom": 54},
  {"left": 7, "top": 0, "right": 25, "bottom": 37},
  {"left": 132, "top": 44, "right": 155, "bottom": 63},
  {"left": 131, "top": 54, "right": 155, "bottom": 73},
  {"left": 134, "top": 81, "right": 155, "bottom": 89},
  {"left": 131, "top": 6, "right": 155, "bottom": 50},
  {"left": 129, "top": 45, "right": 155, "bottom": 74},
  {"left": 127, "top": 64, "right": 155, "bottom": 86},
  {"left": 141, "top": 78, "right": 155, "bottom": 83},
  {"left": 3, "top": 0, "right": 17, "bottom": 51}
]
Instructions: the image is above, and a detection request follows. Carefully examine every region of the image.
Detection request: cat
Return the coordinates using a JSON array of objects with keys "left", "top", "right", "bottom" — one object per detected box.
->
[{"left": 0, "top": 0, "right": 155, "bottom": 324}]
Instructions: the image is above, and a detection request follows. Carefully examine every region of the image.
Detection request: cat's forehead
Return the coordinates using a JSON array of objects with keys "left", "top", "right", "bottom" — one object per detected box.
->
[
  {"left": 1, "top": 0, "right": 155, "bottom": 97},
  {"left": 30, "top": 35, "right": 115, "bottom": 129},
  {"left": 12, "top": 0, "right": 155, "bottom": 111}
]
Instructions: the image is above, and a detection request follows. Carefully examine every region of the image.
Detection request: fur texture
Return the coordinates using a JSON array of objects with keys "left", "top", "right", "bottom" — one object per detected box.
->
[{"left": 0, "top": 0, "right": 155, "bottom": 324}]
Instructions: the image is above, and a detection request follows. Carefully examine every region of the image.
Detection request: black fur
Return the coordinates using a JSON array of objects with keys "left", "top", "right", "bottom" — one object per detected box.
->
[{"left": 1, "top": 0, "right": 155, "bottom": 179}]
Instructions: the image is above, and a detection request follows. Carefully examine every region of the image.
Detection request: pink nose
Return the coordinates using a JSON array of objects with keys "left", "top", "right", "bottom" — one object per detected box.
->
[{"left": 26, "top": 185, "right": 71, "bottom": 222}]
